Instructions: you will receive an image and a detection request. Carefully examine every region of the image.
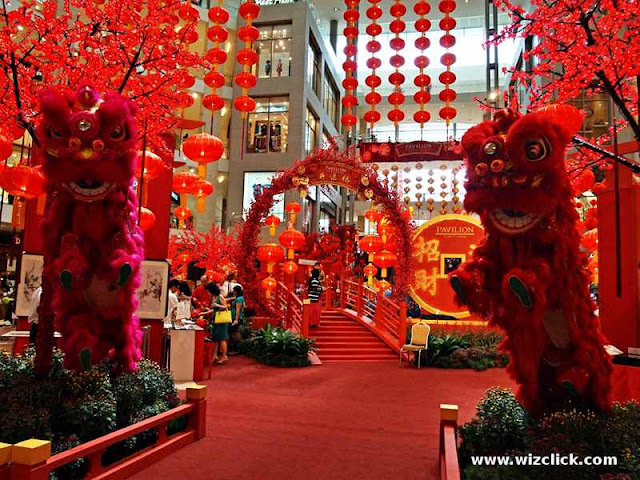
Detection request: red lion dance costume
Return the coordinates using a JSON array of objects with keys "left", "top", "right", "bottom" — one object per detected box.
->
[
  {"left": 449, "top": 107, "right": 611, "bottom": 414},
  {"left": 37, "top": 86, "right": 144, "bottom": 372}
]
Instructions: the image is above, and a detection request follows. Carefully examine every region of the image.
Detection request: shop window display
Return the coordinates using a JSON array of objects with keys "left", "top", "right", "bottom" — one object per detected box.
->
[
  {"left": 304, "top": 107, "right": 318, "bottom": 155},
  {"left": 322, "top": 68, "right": 339, "bottom": 129},
  {"left": 246, "top": 96, "right": 289, "bottom": 153},
  {"left": 307, "top": 35, "right": 322, "bottom": 97},
  {"left": 256, "top": 24, "right": 292, "bottom": 78}
]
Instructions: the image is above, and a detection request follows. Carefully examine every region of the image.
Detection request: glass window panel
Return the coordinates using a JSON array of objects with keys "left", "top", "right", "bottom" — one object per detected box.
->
[
  {"left": 246, "top": 96, "right": 289, "bottom": 153},
  {"left": 258, "top": 26, "right": 272, "bottom": 40},
  {"left": 272, "top": 38, "right": 291, "bottom": 77},
  {"left": 257, "top": 40, "right": 273, "bottom": 78}
]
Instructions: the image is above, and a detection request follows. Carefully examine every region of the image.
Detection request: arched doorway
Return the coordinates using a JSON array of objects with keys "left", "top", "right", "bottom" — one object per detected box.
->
[{"left": 235, "top": 149, "right": 414, "bottom": 308}]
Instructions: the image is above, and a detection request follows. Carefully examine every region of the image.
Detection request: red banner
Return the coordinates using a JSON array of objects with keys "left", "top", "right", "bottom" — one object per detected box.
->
[
  {"left": 360, "top": 141, "right": 463, "bottom": 163},
  {"left": 409, "top": 214, "right": 484, "bottom": 318}
]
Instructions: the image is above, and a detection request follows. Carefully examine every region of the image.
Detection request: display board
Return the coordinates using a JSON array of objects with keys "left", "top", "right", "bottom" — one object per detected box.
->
[{"left": 409, "top": 214, "right": 484, "bottom": 318}]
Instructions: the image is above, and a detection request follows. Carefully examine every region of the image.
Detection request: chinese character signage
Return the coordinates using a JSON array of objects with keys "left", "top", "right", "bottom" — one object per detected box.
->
[{"left": 409, "top": 214, "right": 484, "bottom": 318}]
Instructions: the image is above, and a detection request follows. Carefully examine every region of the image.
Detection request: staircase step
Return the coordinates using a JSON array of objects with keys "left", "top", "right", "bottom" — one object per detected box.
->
[
  {"left": 317, "top": 346, "right": 394, "bottom": 354},
  {"left": 313, "top": 338, "right": 384, "bottom": 345},
  {"left": 320, "top": 353, "right": 397, "bottom": 361}
]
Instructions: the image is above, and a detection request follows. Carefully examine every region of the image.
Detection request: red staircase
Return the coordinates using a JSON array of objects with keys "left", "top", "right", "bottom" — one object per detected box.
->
[{"left": 310, "top": 311, "right": 397, "bottom": 362}]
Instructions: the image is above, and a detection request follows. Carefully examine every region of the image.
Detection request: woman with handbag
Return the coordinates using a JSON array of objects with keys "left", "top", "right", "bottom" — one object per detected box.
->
[{"left": 205, "top": 283, "right": 232, "bottom": 364}]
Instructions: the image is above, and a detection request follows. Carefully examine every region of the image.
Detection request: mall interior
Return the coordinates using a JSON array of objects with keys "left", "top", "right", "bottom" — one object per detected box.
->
[{"left": 0, "top": 0, "right": 639, "bottom": 479}]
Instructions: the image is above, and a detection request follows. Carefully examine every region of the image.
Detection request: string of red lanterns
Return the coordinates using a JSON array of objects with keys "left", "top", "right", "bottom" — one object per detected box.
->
[
  {"left": 203, "top": 0, "right": 230, "bottom": 114},
  {"left": 387, "top": 0, "right": 406, "bottom": 126},
  {"left": 364, "top": 0, "right": 382, "bottom": 128},
  {"left": 341, "top": 0, "right": 359, "bottom": 132},
  {"left": 172, "top": 171, "right": 199, "bottom": 228},
  {"left": 0, "top": 164, "right": 45, "bottom": 230},
  {"left": 413, "top": 1, "right": 432, "bottom": 128},
  {"left": 233, "top": 0, "right": 260, "bottom": 116},
  {"left": 438, "top": 0, "right": 458, "bottom": 124}
]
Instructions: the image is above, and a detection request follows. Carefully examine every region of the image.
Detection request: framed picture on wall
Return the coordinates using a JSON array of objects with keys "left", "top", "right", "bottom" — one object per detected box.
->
[
  {"left": 136, "top": 260, "right": 170, "bottom": 319},
  {"left": 15, "top": 253, "right": 44, "bottom": 317}
]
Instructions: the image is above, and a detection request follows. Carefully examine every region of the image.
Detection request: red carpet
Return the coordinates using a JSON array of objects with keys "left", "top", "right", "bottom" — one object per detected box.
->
[{"left": 129, "top": 357, "right": 516, "bottom": 480}]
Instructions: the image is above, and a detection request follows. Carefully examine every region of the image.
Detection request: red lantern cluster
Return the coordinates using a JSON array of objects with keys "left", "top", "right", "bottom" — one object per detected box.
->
[
  {"left": 139, "top": 207, "right": 156, "bottom": 232},
  {"left": 172, "top": 171, "right": 198, "bottom": 228},
  {"left": 234, "top": 0, "right": 260, "bottom": 116},
  {"left": 279, "top": 228, "right": 305, "bottom": 260},
  {"left": 438, "top": 0, "right": 457, "bottom": 124},
  {"left": 364, "top": 0, "right": 383, "bottom": 128},
  {"left": 341, "top": 0, "right": 360, "bottom": 131},
  {"left": 413, "top": 1, "right": 432, "bottom": 126},
  {"left": 387, "top": 0, "right": 406, "bottom": 126},
  {"left": 204, "top": 1, "right": 230, "bottom": 114}
]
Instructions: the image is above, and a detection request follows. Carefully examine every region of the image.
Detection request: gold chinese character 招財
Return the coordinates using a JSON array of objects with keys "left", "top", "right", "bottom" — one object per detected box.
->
[
  {"left": 413, "top": 237, "right": 440, "bottom": 263},
  {"left": 414, "top": 267, "right": 439, "bottom": 296}
]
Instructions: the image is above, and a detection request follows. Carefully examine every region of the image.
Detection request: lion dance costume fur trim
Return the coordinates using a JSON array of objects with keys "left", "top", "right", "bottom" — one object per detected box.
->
[
  {"left": 37, "top": 86, "right": 144, "bottom": 372},
  {"left": 450, "top": 108, "right": 611, "bottom": 414}
]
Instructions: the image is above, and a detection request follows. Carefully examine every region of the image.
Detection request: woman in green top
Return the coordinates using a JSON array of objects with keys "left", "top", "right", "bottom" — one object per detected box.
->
[
  {"left": 229, "top": 286, "right": 245, "bottom": 353},
  {"left": 205, "top": 283, "right": 229, "bottom": 364}
]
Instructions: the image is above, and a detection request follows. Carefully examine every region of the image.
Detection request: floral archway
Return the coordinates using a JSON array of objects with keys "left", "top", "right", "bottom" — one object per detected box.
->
[{"left": 235, "top": 148, "right": 414, "bottom": 309}]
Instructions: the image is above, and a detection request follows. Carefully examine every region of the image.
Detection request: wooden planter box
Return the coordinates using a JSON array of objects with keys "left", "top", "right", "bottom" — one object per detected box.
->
[{"left": 0, "top": 385, "right": 208, "bottom": 480}]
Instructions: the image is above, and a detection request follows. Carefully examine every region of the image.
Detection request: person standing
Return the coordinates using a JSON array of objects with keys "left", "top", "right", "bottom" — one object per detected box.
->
[
  {"left": 221, "top": 272, "right": 242, "bottom": 300},
  {"left": 28, "top": 286, "right": 42, "bottom": 345},
  {"left": 205, "top": 283, "right": 229, "bottom": 364},
  {"left": 166, "top": 279, "right": 180, "bottom": 321},
  {"left": 229, "top": 285, "right": 245, "bottom": 353},
  {"left": 191, "top": 275, "right": 212, "bottom": 311},
  {"left": 307, "top": 269, "right": 323, "bottom": 327}
]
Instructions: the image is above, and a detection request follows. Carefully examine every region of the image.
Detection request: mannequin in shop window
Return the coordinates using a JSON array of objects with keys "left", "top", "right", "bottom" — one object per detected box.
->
[
  {"left": 270, "top": 122, "right": 281, "bottom": 152},
  {"left": 254, "top": 122, "right": 268, "bottom": 152},
  {"left": 276, "top": 59, "right": 283, "bottom": 77},
  {"left": 265, "top": 59, "right": 271, "bottom": 77}
]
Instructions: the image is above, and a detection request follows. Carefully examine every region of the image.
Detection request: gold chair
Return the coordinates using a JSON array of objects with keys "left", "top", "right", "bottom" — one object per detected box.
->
[{"left": 399, "top": 322, "right": 430, "bottom": 368}]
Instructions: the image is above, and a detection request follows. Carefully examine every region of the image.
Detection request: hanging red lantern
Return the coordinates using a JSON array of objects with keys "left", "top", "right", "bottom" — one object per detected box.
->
[
  {"left": 204, "top": 3, "right": 229, "bottom": 114},
  {"left": 261, "top": 276, "right": 278, "bottom": 298},
  {"left": 177, "top": 71, "right": 196, "bottom": 89},
  {"left": 373, "top": 250, "right": 397, "bottom": 278},
  {"left": 571, "top": 168, "right": 596, "bottom": 195},
  {"left": 279, "top": 228, "right": 305, "bottom": 259},
  {"left": 135, "top": 150, "right": 166, "bottom": 181},
  {"left": 265, "top": 214, "right": 281, "bottom": 237},
  {"left": 438, "top": 0, "right": 457, "bottom": 125},
  {"left": 193, "top": 179, "right": 214, "bottom": 213},
  {"left": 376, "top": 280, "right": 392, "bottom": 293},
  {"left": 341, "top": 0, "right": 360, "bottom": 132},
  {"left": 0, "top": 135, "right": 13, "bottom": 159},
  {"left": 182, "top": 133, "right": 224, "bottom": 179},
  {"left": 285, "top": 201, "right": 301, "bottom": 222},
  {"left": 173, "top": 205, "right": 192, "bottom": 229},
  {"left": 257, "top": 243, "right": 285, "bottom": 272},
  {"left": 172, "top": 171, "right": 199, "bottom": 194},
  {"left": 3, "top": 164, "right": 45, "bottom": 199},
  {"left": 364, "top": 264, "right": 377, "bottom": 277},
  {"left": 139, "top": 207, "right": 156, "bottom": 231},
  {"left": 283, "top": 261, "right": 299, "bottom": 275},
  {"left": 364, "top": 208, "right": 381, "bottom": 223},
  {"left": 178, "top": 3, "right": 199, "bottom": 21},
  {"left": 234, "top": 0, "right": 260, "bottom": 116}
]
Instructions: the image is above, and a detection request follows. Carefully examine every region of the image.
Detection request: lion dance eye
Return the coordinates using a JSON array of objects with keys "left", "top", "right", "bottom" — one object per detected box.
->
[
  {"left": 525, "top": 138, "right": 549, "bottom": 161},
  {"left": 68, "top": 138, "right": 81, "bottom": 149},
  {"left": 110, "top": 125, "right": 126, "bottom": 141},
  {"left": 48, "top": 126, "right": 63, "bottom": 139},
  {"left": 483, "top": 141, "right": 499, "bottom": 155}
]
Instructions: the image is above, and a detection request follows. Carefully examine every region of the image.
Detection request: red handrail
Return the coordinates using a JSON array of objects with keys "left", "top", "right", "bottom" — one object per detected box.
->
[
  {"left": 272, "top": 281, "right": 307, "bottom": 337},
  {"left": 338, "top": 279, "right": 407, "bottom": 352},
  {"left": 439, "top": 405, "right": 461, "bottom": 480},
  {"left": 8, "top": 387, "right": 207, "bottom": 480}
]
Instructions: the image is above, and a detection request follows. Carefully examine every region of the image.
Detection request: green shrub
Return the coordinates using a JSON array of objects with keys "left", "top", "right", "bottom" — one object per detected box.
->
[
  {"left": 411, "top": 329, "right": 508, "bottom": 370},
  {"left": 240, "top": 324, "right": 315, "bottom": 367},
  {"left": 458, "top": 388, "right": 640, "bottom": 480},
  {"left": 0, "top": 349, "right": 181, "bottom": 480}
]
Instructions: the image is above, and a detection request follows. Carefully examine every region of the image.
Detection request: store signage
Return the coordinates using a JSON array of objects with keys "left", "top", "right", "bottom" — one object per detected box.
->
[
  {"left": 360, "top": 141, "right": 464, "bottom": 163},
  {"left": 409, "top": 214, "right": 485, "bottom": 318},
  {"left": 305, "top": 161, "right": 363, "bottom": 191}
]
